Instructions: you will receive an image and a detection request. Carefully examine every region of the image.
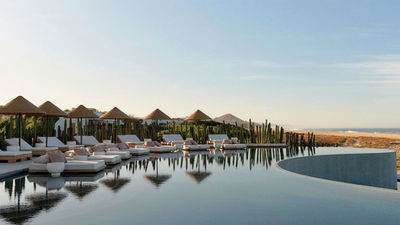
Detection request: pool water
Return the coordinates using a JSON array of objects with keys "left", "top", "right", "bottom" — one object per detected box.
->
[{"left": 1, "top": 147, "right": 400, "bottom": 225}]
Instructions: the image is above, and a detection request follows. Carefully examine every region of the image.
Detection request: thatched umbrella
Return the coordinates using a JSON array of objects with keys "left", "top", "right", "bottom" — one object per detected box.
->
[
  {"left": 0, "top": 96, "right": 45, "bottom": 147},
  {"left": 100, "top": 107, "right": 130, "bottom": 143},
  {"left": 68, "top": 105, "right": 98, "bottom": 144},
  {"left": 144, "top": 108, "right": 171, "bottom": 121},
  {"left": 38, "top": 101, "right": 68, "bottom": 147},
  {"left": 185, "top": 110, "right": 211, "bottom": 121}
]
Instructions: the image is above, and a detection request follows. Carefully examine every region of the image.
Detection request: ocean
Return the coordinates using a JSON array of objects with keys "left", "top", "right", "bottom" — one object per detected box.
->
[{"left": 302, "top": 128, "right": 400, "bottom": 134}]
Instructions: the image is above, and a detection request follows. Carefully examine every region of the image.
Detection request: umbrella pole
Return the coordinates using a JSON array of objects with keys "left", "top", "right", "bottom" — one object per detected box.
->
[
  {"left": 114, "top": 118, "right": 117, "bottom": 143},
  {"left": 46, "top": 115, "right": 49, "bottom": 147},
  {"left": 80, "top": 118, "right": 83, "bottom": 145},
  {"left": 18, "top": 113, "right": 22, "bottom": 147}
]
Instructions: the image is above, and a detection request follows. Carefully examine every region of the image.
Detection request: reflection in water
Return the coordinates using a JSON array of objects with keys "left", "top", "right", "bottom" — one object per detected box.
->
[
  {"left": 100, "top": 167, "right": 131, "bottom": 192},
  {"left": 25, "top": 192, "right": 67, "bottom": 212},
  {"left": 0, "top": 147, "right": 315, "bottom": 224},
  {"left": 0, "top": 176, "right": 68, "bottom": 225},
  {"left": 64, "top": 183, "right": 98, "bottom": 200},
  {"left": 144, "top": 175, "right": 172, "bottom": 187}
]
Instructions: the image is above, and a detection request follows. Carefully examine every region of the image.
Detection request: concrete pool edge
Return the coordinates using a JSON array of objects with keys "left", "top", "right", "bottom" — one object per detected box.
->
[{"left": 276, "top": 148, "right": 398, "bottom": 190}]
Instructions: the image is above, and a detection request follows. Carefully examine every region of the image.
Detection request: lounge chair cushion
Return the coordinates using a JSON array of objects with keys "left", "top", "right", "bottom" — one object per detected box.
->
[
  {"left": 222, "top": 143, "right": 247, "bottom": 149},
  {"left": 74, "top": 148, "right": 90, "bottom": 156},
  {"left": 183, "top": 140, "right": 192, "bottom": 145},
  {"left": 48, "top": 151, "right": 67, "bottom": 163},
  {"left": 118, "top": 135, "right": 143, "bottom": 144},
  {"left": 0, "top": 150, "right": 32, "bottom": 156},
  {"left": 33, "top": 155, "right": 50, "bottom": 164},
  {"left": 209, "top": 134, "right": 229, "bottom": 142},
  {"left": 148, "top": 146, "right": 176, "bottom": 153},
  {"left": 29, "top": 160, "right": 106, "bottom": 173},
  {"left": 92, "top": 144, "right": 106, "bottom": 152},
  {"left": 128, "top": 147, "right": 150, "bottom": 155},
  {"left": 89, "top": 155, "right": 121, "bottom": 164},
  {"left": 118, "top": 142, "right": 129, "bottom": 150},
  {"left": 222, "top": 139, "right": 233, "bottom": 144},
  {"left": 65, "top": 150, "right": 74, "bottom": 157},
  {"left": 105, "top": 151, "right": 131, "bottom": 159}
]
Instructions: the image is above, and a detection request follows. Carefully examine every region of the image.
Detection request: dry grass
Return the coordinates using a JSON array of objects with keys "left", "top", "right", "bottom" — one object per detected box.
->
[{"left": 294, "top": 130, "right": 400, "bottom": 173}]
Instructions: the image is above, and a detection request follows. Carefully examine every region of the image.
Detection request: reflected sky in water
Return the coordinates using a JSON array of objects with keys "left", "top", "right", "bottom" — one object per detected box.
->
[{"left": 1, "top": 147, "right": 400, "bottom": 225}]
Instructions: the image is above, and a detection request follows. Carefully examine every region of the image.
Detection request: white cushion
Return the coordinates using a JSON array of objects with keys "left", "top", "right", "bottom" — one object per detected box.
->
[
  {"left": 222, "top": 144, "right": 246, "bottom": 149},
  {"left": 74, "top": 136, "right": 100, "bottom": 145},
  {"left": 209, "top": 134, "right": 229, "bottom": 141},
  {"left": 73, "top": 155, "right": 88, "bottom": 160},
  {"left": 7, "top": 146, "right": 20, "bottom": 151},
  {"left": 6, "top": 138, "right": 33, "bottom": 150},
  {"left": 118, "top": 135, "right": 143, "bottom": 144},
  {"left": 128, "top": 147, "right": 150, "bottom": 155},
  {"left": 29, "top": 160, "right": 106, "bottom": 173},
  {"left": 162, "top": 134, "right": 184, "bottom": 142},
  {"left": 35, "top": 143, "right": 46, "bottom": 148}
]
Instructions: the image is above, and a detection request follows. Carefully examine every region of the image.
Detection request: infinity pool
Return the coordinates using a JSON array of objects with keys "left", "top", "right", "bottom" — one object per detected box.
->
[{"left": 1, "top": 147, "right": 400, "bottom": 225}]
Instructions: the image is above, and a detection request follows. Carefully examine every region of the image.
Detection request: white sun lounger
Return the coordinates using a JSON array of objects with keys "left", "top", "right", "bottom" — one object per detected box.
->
[
  {"left": 37, "top": 136, "right": 84, "bottom": 152},
  {"left": 74, "top": 136, "right": 101, "bottom": 146},
  {"left": 66, "top": 150, "right": 122, "bottom": 165},
  {"left": 163, "top": 134, "right": 210, "bottom": 151},
  {"left": 74, "top": 136, "right": 117, "bottom": 148},
  {"left": 29, "top": 160, "right": 106, "bottom": 173},
  {"left": 208, "top": 134, "right": 247, "bottom": 150},
  {"left": 117, "top": 135, "right": 144, "bottom": 146},
  {"left": 137, "top": 139, "right": 176, "bottom": 153},
  {"left": 6, "top": 138, "right": 59, "bottom": 156},
  {"left": 0, "top": 150, "right": 32, "bottom": 163},
  {"left": 107, "top": 142, "right": 149, "bottom": 156},
  {"left": 91, "top": 144, "right": 132, "bottom": 159},
  {"left": 162, "top": 134, "right": 184, "bottom": 149}
]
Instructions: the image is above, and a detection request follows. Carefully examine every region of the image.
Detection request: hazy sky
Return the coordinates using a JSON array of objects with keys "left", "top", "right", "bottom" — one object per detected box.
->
[{"left": 0, "top": 0, "right": 399, "bottom": 128}]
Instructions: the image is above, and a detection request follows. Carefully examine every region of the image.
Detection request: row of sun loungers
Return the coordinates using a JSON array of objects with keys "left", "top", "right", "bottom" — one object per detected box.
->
[{"left": 1, "top": 133, "right": 246, "bottom": 167}]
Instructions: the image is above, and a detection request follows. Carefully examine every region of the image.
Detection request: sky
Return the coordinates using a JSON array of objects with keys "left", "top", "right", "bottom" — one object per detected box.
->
[{"left": 0, "top": 0, "right": 399, "bottom": 129}]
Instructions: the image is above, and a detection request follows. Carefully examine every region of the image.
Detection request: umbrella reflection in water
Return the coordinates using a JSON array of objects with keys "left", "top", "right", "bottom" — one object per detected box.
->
[
  {"left": 0, "top": 177, "right": 41, "bottom": 224},
  {"left": 144, "top": 155, "right": 172, "bottom": 188}
]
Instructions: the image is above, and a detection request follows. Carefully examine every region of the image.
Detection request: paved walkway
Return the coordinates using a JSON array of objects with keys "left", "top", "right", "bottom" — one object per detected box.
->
[{"left": 0, "top": 160, "right": 32, "bottom": 180}]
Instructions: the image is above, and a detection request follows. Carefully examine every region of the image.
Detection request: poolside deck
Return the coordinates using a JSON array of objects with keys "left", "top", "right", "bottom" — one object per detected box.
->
[
  {"left": 246, "top": 143, "right": 288, "bottom": 148},
  {"left": 0, "top": 160, "right": 31, "bottom": 180}
]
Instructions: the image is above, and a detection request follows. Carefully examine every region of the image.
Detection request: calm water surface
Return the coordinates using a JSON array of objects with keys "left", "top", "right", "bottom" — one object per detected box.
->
[{"left": 1, "top": 147, "right": 400, "bottom": 225}]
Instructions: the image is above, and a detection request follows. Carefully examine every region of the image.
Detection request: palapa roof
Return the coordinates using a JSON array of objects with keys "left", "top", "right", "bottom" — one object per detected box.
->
[
  {"left": 100, "top": 107, "right": 130, "bottom": 120},
  {"left": 0, "top": 96, "right": 45, "bottom": 116},
  {"left": 39, "top": 101, "right": 68, "bottom": 117},
  {"left": 143, "top": 108, "right": 171, "bottom": 120},
  {"left": 185, "top": 110, "right": 211, "bottom": 121},
  {"left": 68, "top": 105, "right": 98, "bottom": 118}
]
